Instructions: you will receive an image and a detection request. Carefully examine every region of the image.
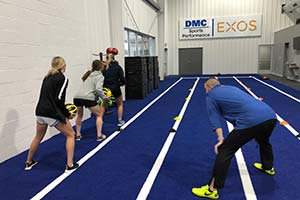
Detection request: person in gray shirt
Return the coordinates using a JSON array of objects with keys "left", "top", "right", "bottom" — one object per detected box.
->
[{"left": 73, "top": 60, "right": 109, "bottom": 141}]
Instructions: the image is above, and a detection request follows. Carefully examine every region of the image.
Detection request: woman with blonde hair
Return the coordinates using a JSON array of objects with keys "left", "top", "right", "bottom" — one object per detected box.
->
[
  {"left": 25, "top": 56, "right": 79, "bottom": 172},
  {"left": 102, "top": 53, "right": 126, "bottom": 127},
  {"left": 73, "top": 60, "right": 108, "bottom": 141}
]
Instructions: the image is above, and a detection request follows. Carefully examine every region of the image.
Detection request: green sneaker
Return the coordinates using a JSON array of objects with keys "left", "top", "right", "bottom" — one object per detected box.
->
[
  {"left": 254, "top": 163, "right": 275, "bottom": 175},
  {"left": 192, "top": 185, "right": 219, "bottom": 199}
]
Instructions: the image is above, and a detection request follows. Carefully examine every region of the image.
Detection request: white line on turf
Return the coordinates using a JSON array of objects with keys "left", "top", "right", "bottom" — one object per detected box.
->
[
  {"left": 136, "top": 78, "right": 200, "bottom": 200},
  {"left": 250, "top": 76, "right": 300, "bottom": 103},
  {"left": 30, "top": 78, "right": 184, "bottom": 200},
  {"left": 227, "top": 122, "right": 257, "bottom": 200},
  {"left": 233, "top": 76, "right": 300, "bottom": 140},
  {"left": 121, "top": 78, "right": 183, "bottom": 130},
  {"left": 181, "top": 76, "right": 252, "bottom": 79}
]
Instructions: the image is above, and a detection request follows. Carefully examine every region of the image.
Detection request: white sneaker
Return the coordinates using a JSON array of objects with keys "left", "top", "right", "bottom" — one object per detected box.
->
[{"left": 117, "top": 120, "right": 125, "bottom": 127}]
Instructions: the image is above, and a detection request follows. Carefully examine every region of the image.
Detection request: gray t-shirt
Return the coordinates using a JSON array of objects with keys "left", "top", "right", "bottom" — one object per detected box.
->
[{"left": 74, "top": 71, "right": 106, "bottom": 101}]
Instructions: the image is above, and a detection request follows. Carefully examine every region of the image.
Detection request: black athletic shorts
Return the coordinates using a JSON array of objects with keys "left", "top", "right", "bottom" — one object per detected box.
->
[
  {"left": 105, "top": 86, "right": 122, "bottom": 98},
  {"left": 73, "top": 98, "right": 98, "bottom": 108},
  {"left": 111, "top": 87, "right": 122, "bottom": 98}
]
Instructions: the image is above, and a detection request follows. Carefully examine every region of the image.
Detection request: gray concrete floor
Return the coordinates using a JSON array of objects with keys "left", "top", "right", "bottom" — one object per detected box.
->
[{"left": 260, "top": 74, "right": 300, "bottom": 90}]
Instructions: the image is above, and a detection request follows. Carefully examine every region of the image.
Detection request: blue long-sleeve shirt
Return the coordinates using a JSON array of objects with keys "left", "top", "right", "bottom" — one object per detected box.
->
[{"left": 206, "top": 85, "right": 276, "bottom": 130}]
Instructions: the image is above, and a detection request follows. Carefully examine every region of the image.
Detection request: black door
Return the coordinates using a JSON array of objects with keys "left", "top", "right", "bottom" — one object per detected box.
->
[{"left": 179, "top": 48, "right": 203, "bottom": 75}]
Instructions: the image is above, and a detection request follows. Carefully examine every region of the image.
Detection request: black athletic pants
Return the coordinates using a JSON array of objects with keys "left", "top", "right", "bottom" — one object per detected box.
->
[{"left": 210, "top": 119, "right": 277, "bottom": 189}]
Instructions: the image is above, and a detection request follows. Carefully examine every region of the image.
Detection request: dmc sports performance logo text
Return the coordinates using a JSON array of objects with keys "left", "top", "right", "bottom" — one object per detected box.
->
[
  {"left": 181, "top": 19, "right": 211, "bottom": 38},
  {"left": 185, "top": 19, "right": 208, "bottom": 28}
]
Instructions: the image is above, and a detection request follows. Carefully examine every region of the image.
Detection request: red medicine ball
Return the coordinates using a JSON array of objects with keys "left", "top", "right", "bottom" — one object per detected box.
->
[
  {"left": 112, "top": 48, "right": 118, "bottom": 55},
  {"left": 106, "top": 47, "right": 113, "bottom": 54}
]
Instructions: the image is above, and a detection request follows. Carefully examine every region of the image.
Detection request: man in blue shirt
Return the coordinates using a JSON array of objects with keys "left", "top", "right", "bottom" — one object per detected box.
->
[{"left": 192, "top": 77, "right": 277, "bottom": 199}]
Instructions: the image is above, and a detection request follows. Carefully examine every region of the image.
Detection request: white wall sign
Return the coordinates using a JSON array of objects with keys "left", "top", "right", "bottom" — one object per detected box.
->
[{"left": 179, "top": 15, "right": 262, "bottom": 40}]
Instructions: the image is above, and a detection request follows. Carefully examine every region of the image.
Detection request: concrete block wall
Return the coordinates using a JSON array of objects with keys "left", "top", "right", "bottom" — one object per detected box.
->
[{"left": 0, "top": 0, "right": 112, "bottom": 162}]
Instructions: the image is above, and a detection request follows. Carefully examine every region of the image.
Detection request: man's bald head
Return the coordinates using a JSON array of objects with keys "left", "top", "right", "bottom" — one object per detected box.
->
[{"left": 204, "top": 77, "right": 220, "bottom": 93}]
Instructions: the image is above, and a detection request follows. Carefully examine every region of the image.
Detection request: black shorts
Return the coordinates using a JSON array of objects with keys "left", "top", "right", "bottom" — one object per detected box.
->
[
  {"left": 73, "top": 98, "right": 98, "bottom": 108},
  {"left": 105, "top": 86, "right": 122, "bottom": 98},
  {"left": 111, "top": 87, "right": 122, "bottom": 98}
]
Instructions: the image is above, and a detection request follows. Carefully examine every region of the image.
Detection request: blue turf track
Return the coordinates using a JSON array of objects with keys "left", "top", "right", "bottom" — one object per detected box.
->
[{"left": 0, "top": 75, "right": 300, "bottom": 200}]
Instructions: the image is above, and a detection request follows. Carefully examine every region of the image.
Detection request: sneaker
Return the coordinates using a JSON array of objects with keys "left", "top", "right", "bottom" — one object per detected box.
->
[
  {"left": 192, "top": 185, "right": 219, "bottom": 199},
  {"left": 25, "top": 160, "right": 38, "bottom": 170},
  {"left": 117, "top": 120, "right": 125, "bottom": 127},
  {"left": 75, "top": 135, "right": 82, "bottom": 141},
  {"left": 254, "top": 163, "right": 275, "bottom": 175},
  {"left": 65, "top": 162, "right": 79, "bottom": 173},
  {"left": 96, "top": 134, "right": 107, "bottom": 141}
]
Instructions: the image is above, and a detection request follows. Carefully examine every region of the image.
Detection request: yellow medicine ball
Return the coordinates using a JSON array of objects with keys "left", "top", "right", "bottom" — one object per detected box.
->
[
  {"left": 103, "top": 87, "right": 112, "bottom": 97},
  {"left": 65, "top": 103, "right": 77, "bottom": 114}
]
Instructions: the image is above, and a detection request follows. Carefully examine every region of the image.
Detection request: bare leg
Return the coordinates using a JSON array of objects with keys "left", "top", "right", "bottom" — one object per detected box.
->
[
  {"left": 209, "top": 178, "right": 216, "bottom": 191},
  {"left": 116, "top": 95, "right": 123, "bottom": 121},
  {"left": 55, "top": 119, "right": 75, "bottom": 167},
  {"left": 26, "top": 123, "right": 48, "bottom": 163},
  {"left": 89, "top": 105, "right": 105, "bottom": 137},
  {"left": 75, "top": 106, "right": 84, "bottom": 137}
]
